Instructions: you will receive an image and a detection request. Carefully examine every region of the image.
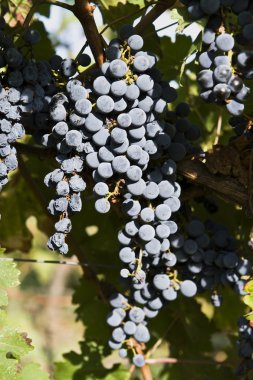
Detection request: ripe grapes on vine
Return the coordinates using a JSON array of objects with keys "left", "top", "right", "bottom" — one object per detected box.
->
[{"left": 1, "top": 0, "right": 253, "bottom": 379}]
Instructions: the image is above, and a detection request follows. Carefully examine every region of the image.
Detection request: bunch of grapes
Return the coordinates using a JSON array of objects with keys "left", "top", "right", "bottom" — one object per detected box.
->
[
  {"left": 236, "top": 317, "right": 253, "bottom": 376},
  {"left": 0, "top": 19, "right": 52, "bottom": 192},
  {"left": 181, "top": 0, "right": 253, "bottom": 136},
  {"left": 173, "top": 218, "right": 252, "bottom": 306},
  {"left": 41, "top": 24, "right": 200, "bottom": 255},
  {"left": 1, "top": 8, "right": 253, "bottom": 372},
  {"left": 35, "top": 23, "right": 202, "bottom": 364}
]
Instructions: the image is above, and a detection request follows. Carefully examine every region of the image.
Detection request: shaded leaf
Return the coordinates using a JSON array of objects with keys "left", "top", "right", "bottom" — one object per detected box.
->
[
  {"left": 54, "top": 359, "right": 81, "bottom": 380},
  {"left": 102, "top": 3, "right": 141, "bottom": 30}
]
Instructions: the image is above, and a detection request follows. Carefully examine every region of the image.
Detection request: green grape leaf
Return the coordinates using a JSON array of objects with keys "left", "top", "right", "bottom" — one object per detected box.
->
[
  {"left": 0, "top": 289, "right": 8, "bottom": 307},
  {"left": 4, "top": 0, "right": 32, "bottom": 26},
  {"left": 243, "top": 294, "right": 253, "bottom": 309},
  {"left": 244, "top": 280, "right": 253, "bottom": 294},
  {"left": 179, "top": 30, "right": 202, "bottom": 82},
  {"left": 28, "top": 20, "right": 54, "bottom": 60},
  {"left": 36, "top": 3, "right": 51, "bottom": 18},
  {"left": 99, "top": 0, "right": 145, "bottom": 9},
  {"left": 102, "top": 3, "right": 140, "bottom": 30},
  {"left": 0, "top": 352, "right": 19, "bottom": 380},
  {"left": 128, "top": 0, "right": 145, "bottom": 6},
  {"left": 103, "top": 367, "right": 129, "bottom": 380},
  {"left": 0, "top": 328, "right": 33, "bottom": 359},
  {"left": 157, "top": 35, "right": 193, "bottom": 80},
  {"left": 73, "top": 279, "right": 109, "bottom": 342},
  {"left": 0, "top": 310, "right": 7, "bottom": 328},
  {"left": 54, "top": 360, "right": 81, "bottom": 380},
  {"left": 0, "top": 261, "right": 20, "bottom": 290},
  {"left": 170, "top": 8, "right": 191, "bottom": 32},
  {"left": 17, "top": 363, "right": 50, "bottom": 380},
  {"left": 245, "top": 313, "right": 253, "bottom": 322}
]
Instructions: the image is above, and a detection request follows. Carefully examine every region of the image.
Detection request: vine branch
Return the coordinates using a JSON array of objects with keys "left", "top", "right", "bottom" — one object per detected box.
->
[
  {"left": 15, "top": 143, "right": 250, "bottom": 211},
  {"left": 44, "top": 0, "right": 73, "bottom": 11},
  {"left": 72, "top": 0, "right": 105, "bottom": 67},
  {"left": 146, "top": 357, "right": 230, "bottom": 366},
  {"left": 134, "top": 0, "right": 177, "bottom": 35},
  {"left": 177, "top": 159, "right": 249, "bottom": 210}
]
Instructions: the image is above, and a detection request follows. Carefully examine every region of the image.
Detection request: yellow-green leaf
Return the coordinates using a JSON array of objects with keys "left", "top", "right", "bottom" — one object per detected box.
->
[
  {"left": 244, "top": 280, "right": 253, "bottom": 294},
  {"left": 0, "top": 328, "right": 33, "bottom": 359},
  {"left": 243, "top": 294, "right": 253, "bottom": 309}
]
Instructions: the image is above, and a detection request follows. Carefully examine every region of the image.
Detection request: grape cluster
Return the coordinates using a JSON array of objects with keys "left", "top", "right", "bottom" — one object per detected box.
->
[
  {"left": 91, "top": 27, "right": 204, "bottom": 366},
  {"left": 42, "top": 84, "right": 91, "bottom": 253},
  {"left": 0, "top": 19, "right": 51, "bottom": 191},
  {"left": 107, "top": 293, "right": 147, "bottom": 366},
  {"left": 181, "top": 0, "right": 253, "bottom": 130},
  {"left": 90, "top": 29, "right": 180, "bottom": 214},
  {"left": 43, "top": 25, "right": 194, "bottom": 253},
  {"left": 181, "top": 0, "right": 253, "bottom": 19},
  {"left": 0, "top": 15, "right": 92, "bottom": 248},
  {"left": 0, "top": 9, "right": 252, "bottom": 375},
  {"left": 197, "top": 25, "right": 249, "bottom": 117},
  {"left": 236, "top": 317, "right": 253, "bottom": 376},
  {"left": 173, "top": 219, "right": 252, "bottom": 306}
]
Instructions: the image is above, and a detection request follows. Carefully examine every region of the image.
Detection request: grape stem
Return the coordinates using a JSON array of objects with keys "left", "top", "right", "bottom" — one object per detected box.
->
[
  {"left": 214, "top": 112, "right": 222, "bottom": 145},
  {"left": 128, "top": 338, "right": 153, "bottom": 380},
  {"left": 177, "top": 159, "right": 249, "bottom": 211},
  {"left": 146, "top": 357, "right": 230, "bottom": 366}
]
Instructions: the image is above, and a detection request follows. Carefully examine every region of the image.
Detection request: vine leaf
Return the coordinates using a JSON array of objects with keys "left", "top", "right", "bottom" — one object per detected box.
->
[
  {"left": 158, "top": 35, "right": 193, "bottom": 80},
  {"left": 0, "top": 289, "right": 8, "bottom": 307},
  {"left": 170, "top": 8, "right": 191, "bottom": 32},
  {"left": 0, "top": 352, "right": 19, "bottom": 380},
  {"left": 17, "top": 363, "right": 50, "bottom": 380},
  {"left": 99, "top": 0, "right": 145, "bottom": 9},
  {"left": 102, "top": 2, "right": 140, "bottom": 29},
  {"left": 0, "top": 260, "right": 20, "bottom": 290},
  {"left": 244, "top": 280, "right": 253, "bottom": 293},
  {"left": 4, "top": 0, "right": 32, "bottom": 26},
  {"left": 0, "top": 328, "right": 33, "bottom": 359},
  {"left": 0, "top": 251, "right": 50, "bottom": 379},
  {"left": 243, "top": 294, "right": 253, "bottom": 310},
  {"left": 179, "top": 30, "right": 202, "bottom": 82},
  {"left": 54, "top": 359, "right": 81, "bottom": 380}
]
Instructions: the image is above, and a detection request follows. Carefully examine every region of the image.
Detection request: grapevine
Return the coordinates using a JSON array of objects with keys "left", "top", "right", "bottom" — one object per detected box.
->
[{"left": 1, "top": 1, "right": 253, "bottom": 379}]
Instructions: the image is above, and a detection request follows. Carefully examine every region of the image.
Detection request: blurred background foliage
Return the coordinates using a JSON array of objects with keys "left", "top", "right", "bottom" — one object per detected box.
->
[{"left": 0, "top": 0, "right": 253, "bottom": 379}]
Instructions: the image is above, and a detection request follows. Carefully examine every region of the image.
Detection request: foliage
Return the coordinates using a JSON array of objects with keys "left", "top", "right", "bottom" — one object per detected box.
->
[{"left": 0, "top": 249, "right": 49, "bottom": 379}]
